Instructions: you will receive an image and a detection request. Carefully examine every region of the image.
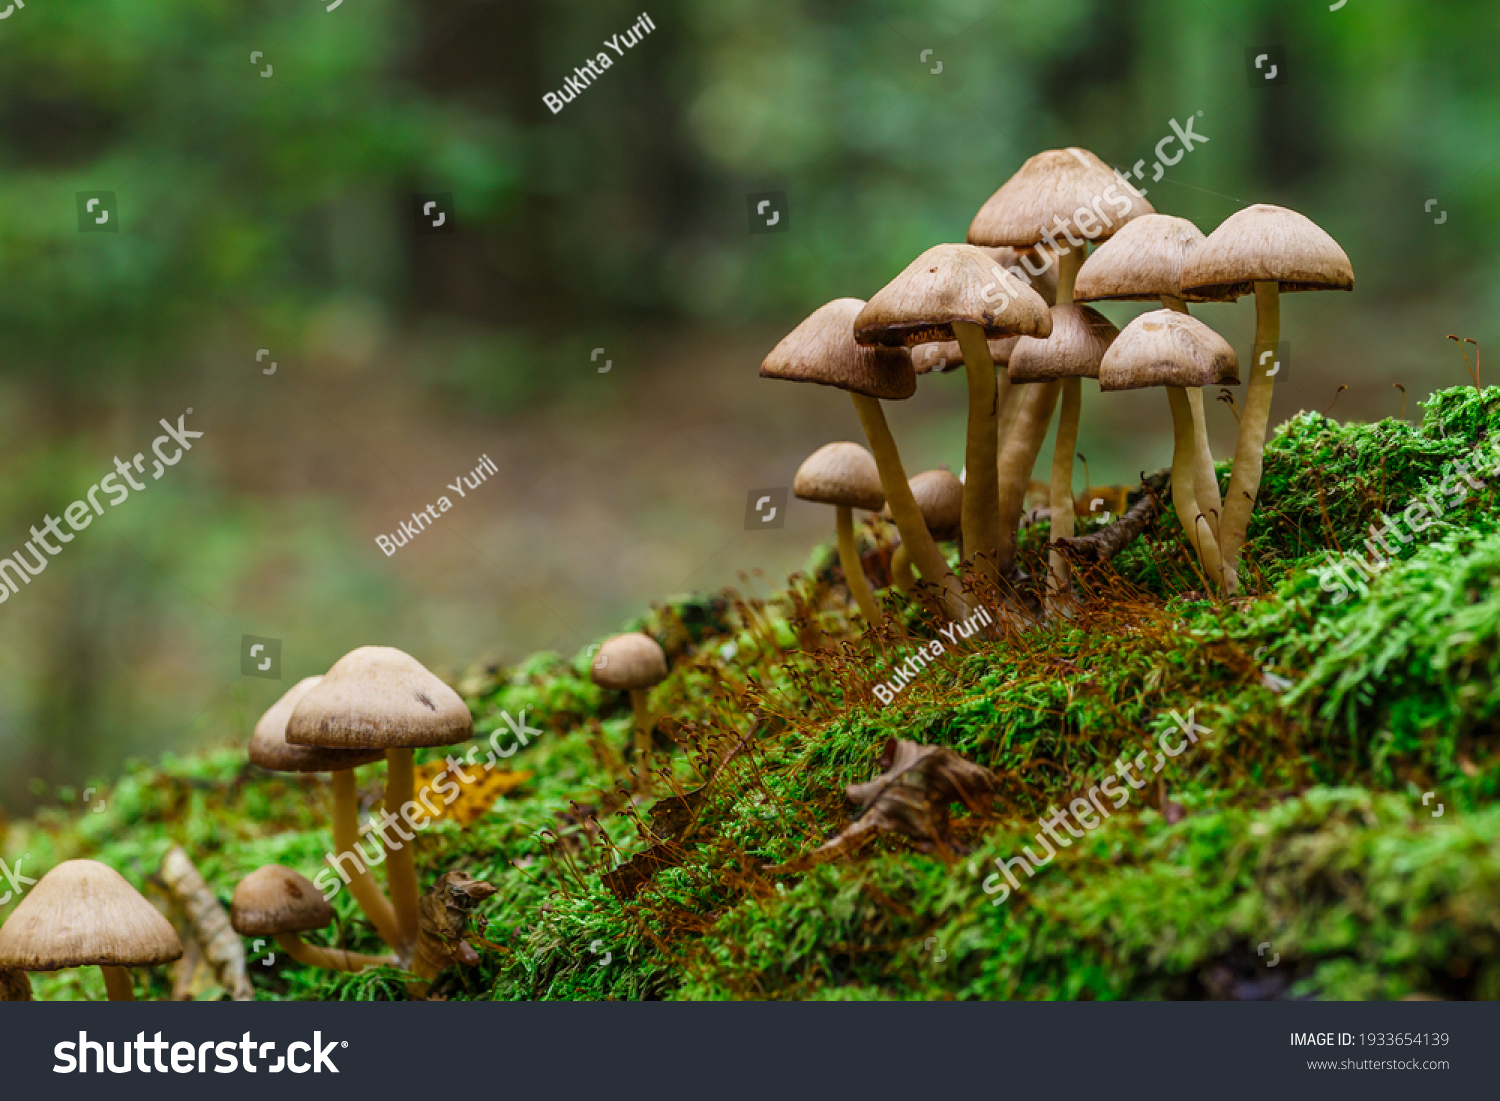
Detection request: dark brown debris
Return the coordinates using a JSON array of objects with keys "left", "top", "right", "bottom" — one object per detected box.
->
[
  {"left": 406, "top": 870, "right": 499, "bottom": 998},
  {"left": 768, "top": 738, "right": 995, "bottom": 872}
]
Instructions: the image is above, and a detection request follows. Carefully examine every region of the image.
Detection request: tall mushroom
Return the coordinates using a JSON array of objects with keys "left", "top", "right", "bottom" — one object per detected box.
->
[
  {"left": 230, "top": 865, "right": 395, "bottom": 973},
  {"left": 286, "top": 646, "right": 474, "bottom": 955},
  {"left": 854, "top": 244, "right": 1052, "bottom": 583},
  {"left": 760, "top": 298, "right": 968, "bottom": 621},
  {"left": 793, "top": 442, "right": 885, "bottom": 622},
  {"left": 250, "top": 675, "right": 402, "bottom": 951},
  {"left": 0, "top": 860, "right": 182, "bottom": 1000},
  {"left": 1076, "top": 213, "right": 1225, "bottom": 544},
  {"left": 883, "top": 470, "right": 963, "bottom": 595},
  {"left": 1097, "top": 310, "right": 1240, "bottom": 583},
  {"left": 1179, "top": 204, "right": 1353, "bottom": 592},
  {"left": 968, "top": 147, "right": 1153, "bottom": 576},
  {"left": 1007, "top": 304, "right": 1119, "bottom": 601},
  {"left": 978, "top": 245, "right": 1059, "bottom": 461},
  {"left": 591, "top": 632, "right": 668, "bottom": 780}
]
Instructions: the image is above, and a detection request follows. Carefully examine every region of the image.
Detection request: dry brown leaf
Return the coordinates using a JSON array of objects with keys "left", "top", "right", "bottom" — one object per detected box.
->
[
  {"left": 406, "top": 870, "right": 499, "bottom": 999},
  {"left": 769, "top": 738, "right": 995, "bottom": 873}
]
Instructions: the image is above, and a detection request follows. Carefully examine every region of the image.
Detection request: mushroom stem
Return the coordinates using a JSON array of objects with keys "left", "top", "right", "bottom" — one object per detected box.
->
[
  {"left": 1055, "top": 244, "right": 1082, "bottom": 306},
  {"left": 100, "top": 965, "right": 135, "bottom": 1001},
  {"left": 382, "top": 747, "right": 421, "bottom": 952},
  {"left": 629, "top": 686, "right": 654, "bottom": 774},
  {"left": 1043, "top": 246, "right": 1087, "bottom": 600},
  {"left": 274, "top": 932, "right": 394, "bottom": 973},
  {"left": 1161, "top": 294, "right": 1222, "bottom": 541},
  {"left": 1167, "top": 386, "right": 1224, "bottom": 584},
  {"left": 998, "top": 247, "right": 1082, "bottom": 578},
  {"left": 849, "top": 392, "right": 969, "bottom": 621},
  {"left": 1219, "top": 280, "right": 1281, "bottom": 594},
  {"left": 889, "top": 543, "right": 915, "bottom": 594},
  {"left": 331, "top": 769, "right": 403, "bottom": 951},
  {"left": 995, "top": 380, "right": 1062, "bottom": 576},
  {"left": 952, "top": 320, "right": 1003, "bottom": 581},
  {"left": 1046, "top": 375, "right": 1082, "bottom": 602},
  {"left": 996, "top": 368, "right": 1017, "bottom": 443},
  {"left": 1186, "top": 387, "right": 1223, "bottom": 541},
  {"left": 834, "top": 505, "right": 881, "bottom": 622}
]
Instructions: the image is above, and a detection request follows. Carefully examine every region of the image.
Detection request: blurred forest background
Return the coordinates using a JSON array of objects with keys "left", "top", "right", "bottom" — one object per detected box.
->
[{"left": 1, "top": 0, "right": 1497, "bottom": 812}]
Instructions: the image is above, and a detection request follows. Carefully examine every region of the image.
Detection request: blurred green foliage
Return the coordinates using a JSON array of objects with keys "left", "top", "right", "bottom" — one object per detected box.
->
[
  {"left": 1, "top": 0, "right": 1498, "bottom": 375},
  {"left": 4, "top": 0, "right": 1500, "bottom": 807}
]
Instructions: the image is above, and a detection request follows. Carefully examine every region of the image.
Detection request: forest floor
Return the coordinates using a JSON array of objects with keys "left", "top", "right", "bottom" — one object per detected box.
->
[{"left": 6, "top": 384, "right": 1500, "bottom": 1001}]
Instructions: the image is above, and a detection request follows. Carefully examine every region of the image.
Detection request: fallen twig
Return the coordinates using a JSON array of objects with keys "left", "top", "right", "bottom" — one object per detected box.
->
[{"left": 1054, "top": 468, "right": 1170, "bottom": 564}]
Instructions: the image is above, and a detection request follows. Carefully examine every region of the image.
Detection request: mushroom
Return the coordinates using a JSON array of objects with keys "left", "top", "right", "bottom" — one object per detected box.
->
[
  {"left": 882, "top": 470, "right": 963, "bottom": 595},
  {"left": 250, "top": 675, "right": 402, "bottom": 951},
  {"left": 855, "top": 244, "right": 1051, "bottom": 583},
  {"left": 760, "top": 298, "right": 968, "bottom": 620},
  {"left": 1076, "top": 213, "right": 1224, "bottom": 544},
  {"left": 591, "top": 632, "right": 669, "bottom": 778},
  {"left": 1007, "top": 304, "right": 1119, "bottom": 601},
  {"left": 793, "top": 442, "right": 886, "bottom": 622},
  {"left": 1180, "top": 204, "right": 1353, "bottom": 592},
  {"left": 230, "top": 865, "right": 394, "bottom": 973},
  {"left": 1098, "top": 310, "right": 1239, "bottom": 582},
  {"left": 980, "top": 245, "right": 1059, "bottom": 457},
  {"left": 286, "top": 646, "right": 474, "bottom": 955},
  {"left": 0, "top": 859, "right": 182, "bottom": 1000},
  {"left": 967, "top": 147, "right": 1153, "bottom": 576}
]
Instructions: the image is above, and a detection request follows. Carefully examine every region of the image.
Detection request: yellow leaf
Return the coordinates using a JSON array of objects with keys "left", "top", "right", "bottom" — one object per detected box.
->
[{"left": 413, "top": 760, "right": 534, "bottom": 827}]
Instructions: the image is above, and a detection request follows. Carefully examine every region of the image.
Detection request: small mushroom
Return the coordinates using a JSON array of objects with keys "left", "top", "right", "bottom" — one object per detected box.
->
[
  {"left": 591, "top": 633, "right": 669, "bottom": 777},
  {"left": 230, "top": 865, "right": 394, "bottom": 973},
  {"left": 1098, "top": 310, "right": 1239, "bottom": 582},
  {"left": 760, "top": 298, "right": 968, "bottom": 620},
  {"left": 0, "top": 859, "right": 182, "bottom": 1000},
  {"left": 794, "top": 442, "right": 885, "bottom": 622},
  {"left": 855, "top": 244, "right": 1051, "bottom": 583},
  {"left": 968, "top": 147, "right": 1154, "bottom": 577},
  {"left": 883, "top": 470, "right": 963, "bottom": 595},
  {"left": 250, "top": 676, "right": 401, "bottom": 952},
  {"left": 1180, "top": 204, "right": 1353, "bottom": 592},
  {"left": 1076, "top": 213, "right": 1224, "bottom": 542},
  {"left": 1008, "top": 304, "right": 1119, "bottom": 601},
  {"left": 287, "top": 646, "right": 474, "bottom": 955}
]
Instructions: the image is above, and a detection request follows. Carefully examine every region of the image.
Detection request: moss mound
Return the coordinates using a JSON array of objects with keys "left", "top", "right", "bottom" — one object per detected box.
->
[{"left": 5, "top": 385, "right": 1499, "bottom": 1001}]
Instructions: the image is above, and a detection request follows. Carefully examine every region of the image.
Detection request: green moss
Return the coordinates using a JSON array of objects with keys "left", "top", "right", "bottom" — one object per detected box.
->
[{"left": 6, "top": 385, "right": 1500, "bottom": 1001}]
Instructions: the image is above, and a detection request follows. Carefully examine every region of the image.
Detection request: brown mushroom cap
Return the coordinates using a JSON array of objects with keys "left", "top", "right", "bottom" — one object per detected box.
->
[
  {"left": 285, "top": 646, "right": 473, "bottom": 750},
  {"left": 0, "top": 860, "right": 182, "bottom": 971},
  {"left": 250, "top": 676, "right": 385, "bottom": 773},
  {"left": 230, "top": 865, "right": 333, "bottom": 937},
  {"left": 978, "top": 245, "right": 1059, "bottom": 306},
  {"left": 853, "top": 244, "right": 1052, "bottom": 348},
  {"left": 1098, "top": 309, "right": 1241, "bottom": 391},
  {"left": 760, "top": 298, "right": 916, "bottom": 400},
  {"left": 882, "top": 470, "right": 963, "bottom": 542},
  {"left": 968, "top": 147, "right": 1154, "bottom": 248},
  {"left": 1179, "top": 204, "right": 1354, "bottom": 301},
  {"left": 1075, "top": 214, "right": 1208, "bottom": 302},
  {"left": 1007, "top": 304, "right": 1120, "bottom": 383},
  {"left": 794, "top": 442, "right": 885, "bottom": 511},
  {"left": 591, "top": 633, "right": 668, "bottom": 691},
  {"left": 911, "top": 335, "right": 1022, "bottom": 375}
]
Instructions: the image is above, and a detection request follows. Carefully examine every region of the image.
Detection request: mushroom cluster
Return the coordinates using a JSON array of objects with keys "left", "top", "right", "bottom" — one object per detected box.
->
[
  {"left": 231, "top": 644, "right": 478, "bottom": 980},
  {"left": 763, "top": 148, "right": 1351, "bottom": 608}
]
